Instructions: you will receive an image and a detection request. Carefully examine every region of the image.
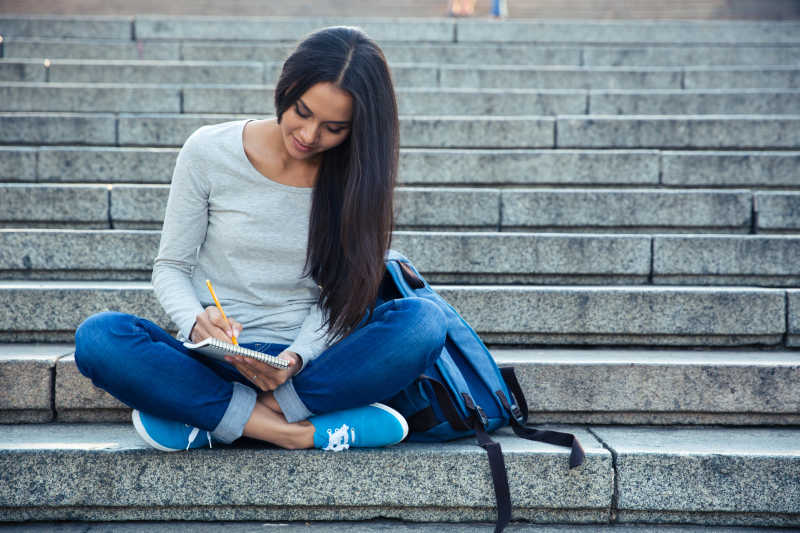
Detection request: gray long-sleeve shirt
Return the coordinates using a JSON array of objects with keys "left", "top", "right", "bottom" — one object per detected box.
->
[{"left": 151, "top": 118, "right": 330, "bottom": 371}]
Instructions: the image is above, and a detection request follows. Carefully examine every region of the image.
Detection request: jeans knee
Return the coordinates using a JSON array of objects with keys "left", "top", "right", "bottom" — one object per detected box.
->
[
  {"left": 397, "top": 297, "right": 447, "bottom": 365},
  {"left": 74, "top": 311, "right": 130, "bottom": 377}
]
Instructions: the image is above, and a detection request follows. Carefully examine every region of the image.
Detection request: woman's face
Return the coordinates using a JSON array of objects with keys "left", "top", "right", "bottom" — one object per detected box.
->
[{"left": 280, "top": 81, "right": 353, "bottom": 161}]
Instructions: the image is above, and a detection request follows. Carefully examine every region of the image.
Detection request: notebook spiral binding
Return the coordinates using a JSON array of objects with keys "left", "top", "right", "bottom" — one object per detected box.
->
[{"left": 207, "top": 338, "right": 290, "bottom": 368}]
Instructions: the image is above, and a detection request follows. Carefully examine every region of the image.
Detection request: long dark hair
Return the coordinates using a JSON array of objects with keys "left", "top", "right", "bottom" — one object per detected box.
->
[{"left": 275, "top": 26, "right": 399, "bottom": 346}]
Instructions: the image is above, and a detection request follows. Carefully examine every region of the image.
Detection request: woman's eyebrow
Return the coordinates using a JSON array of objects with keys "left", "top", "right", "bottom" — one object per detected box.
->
[{"left": 298, "top": 98, "right": 352, "bottom": 125}]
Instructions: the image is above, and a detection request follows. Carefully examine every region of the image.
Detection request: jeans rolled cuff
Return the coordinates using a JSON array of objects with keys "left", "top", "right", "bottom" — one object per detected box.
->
[
  {"left": 273, "top": 378, "right": 313, "bottom": 423},
  {"left": 210, "top": 381, "right": 257, "bottom": 444}
]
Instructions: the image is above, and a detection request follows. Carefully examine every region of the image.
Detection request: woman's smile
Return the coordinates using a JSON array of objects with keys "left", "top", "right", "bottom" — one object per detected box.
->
[{"left": 292, "top": 135, "right": 314, "bottom": 153}]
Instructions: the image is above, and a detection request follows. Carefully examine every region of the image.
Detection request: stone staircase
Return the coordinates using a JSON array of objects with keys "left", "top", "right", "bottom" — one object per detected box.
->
[{"left": 1, "top": 14, "right": 799, "bottom": 529}]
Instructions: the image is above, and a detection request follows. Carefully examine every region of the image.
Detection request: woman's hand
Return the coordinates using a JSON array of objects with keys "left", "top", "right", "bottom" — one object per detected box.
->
[
  {"left": 190, "top": 306, "right": 243, "bottom": 344},
  {"left": 225, "top": 349, "right": 301, "bottom": 391}
]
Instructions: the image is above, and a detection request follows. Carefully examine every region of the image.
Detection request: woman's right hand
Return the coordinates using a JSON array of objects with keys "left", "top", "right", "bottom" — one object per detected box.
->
[{"left": 189, "top": 306, "right": 242, "bottom": 344}]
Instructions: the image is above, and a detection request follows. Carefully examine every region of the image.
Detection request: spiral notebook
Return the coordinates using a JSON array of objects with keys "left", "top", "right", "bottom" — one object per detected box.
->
[{"left": 183, "top": 337, "right": 289, "bottom": 369}]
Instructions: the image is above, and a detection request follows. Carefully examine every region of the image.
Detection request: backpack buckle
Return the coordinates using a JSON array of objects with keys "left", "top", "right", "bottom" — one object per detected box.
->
[
  {"left": 475, "top": 406, "right": 489, "bottom": 428},
  {"left": 461, "top": 393, "right": 488, "bottom": 428}
]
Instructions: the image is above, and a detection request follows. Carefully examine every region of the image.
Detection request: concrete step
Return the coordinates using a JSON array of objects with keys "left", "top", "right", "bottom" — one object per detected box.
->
[
  {"left": 5, "top": 82, "right": 800, "bottom": 116},
  {"left": 0, "top": 229, "right": 650, "bottom": 283},
  {"left": 453, "top": 19, "right": 800, "bottom": 44},
  {"left": 4, "top": 58, "right": 800, "bottom": 89},
  {"left": 440, "top": 65, "right": 800, "bottom": 90},
  {"left": 3, "top": 230, "right": 800, "bottom": 286},
  {"left": 3, "top": 145, "right": 799, "bottom": 188},
  {"left": 0, "top": 522, "right": 789, "bottom": 532},
  {"left": 0, "top": 82, "right": 590, "bottom": 116},
  {"left": 4, "top": 343, "right": 799, "bottom": 426},
  {"left": 5, "top": 15, "right": 799, "bottom": 45},
  {"left": 1, "top": 423, "right": 799, "bottom": 527},
  {"left": 0, "top": 184, "right": 771, "bottom": 233},
  {"left": 5, "top": 422, "right": 611, "bottom": 523},
  {"left": 2, "top": 112, "right": 800, "bottom": 149},
  {"left": 5, "top": 37, "right": 800, "bottom": 67},
  {"left": 0, "top": 281, "right": 790, "bottom": 345},
  {"left": 5, "top": 0, "right": 800, "bottom": 20}
]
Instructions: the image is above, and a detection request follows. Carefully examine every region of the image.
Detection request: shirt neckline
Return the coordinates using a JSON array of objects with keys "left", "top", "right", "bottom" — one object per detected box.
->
[{"left": 240, "top": 119, "right": 314, "bottom": 193}]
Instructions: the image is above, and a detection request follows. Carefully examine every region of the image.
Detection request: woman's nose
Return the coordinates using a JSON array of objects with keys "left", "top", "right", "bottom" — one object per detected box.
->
[{"left": 300, "top": 124, "right": 319, "bottom": 145}]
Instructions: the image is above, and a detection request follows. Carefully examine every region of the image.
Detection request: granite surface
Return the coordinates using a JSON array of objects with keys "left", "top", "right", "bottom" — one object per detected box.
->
[
  {"left": 399, "top": 117, "right": 555, "bottom": 148},
  {"left": 0, "top": 283, "right": 789, "bottom": 345},
  {"left": 0, "top": 521, "right": 787, "bottom": 532},
  {"left": 390, "top": 231, "right": 650, "bottom": 280},
  {"left": 133, "top": 16, "right": 456, "bottom": 43},
  {"left": 110, "top": 185, "right": 169, "bottom": 227},
  {"left": 557, "top": 115, "right": 800, "bottom": 149},
  {"left": 501, "top": 189, "right": 751, "bottom": 231},
  {"left": 590, "top": 89, "right": 800, "bottom": 115},
  {"left": 182, "top": 86, "right": 277, "bottom": 115},
  {"left": 455, "top": 20, "right": 800, "bottom": 44},
  {"left": 0, "top": 83, "right": 180, "bottom": 113},
  {"left": 591, "top": 427, "right": 800, "bottom": 515},
  {"left": 0, "top": 281, "right": 173, "bottom": 342},
  {"left": 0, "top": 229, "right": 158, "bottom": 278},
  {"left": 0, "top": 59, "right": 46, "bottom": 82},
  {"left": 0, "top": 147, "right": 36, "bottom": 181},
  {"left": 755, "top": 192, "right": 800, "bottom": 232},
  {"left": 494, "top": 348, "right": 800, "bottom": 416},
  {"left": 661, "top": 150, "right": 800, "bottom": 187},
  {"left": 48, "top": 60, "right": 262, "bottom": 85},
  {"left": 685, "top": 66, "right": 800, "bottom": 89},
  {"left": 6, "top": 39, "right": 179, "bottom": 61},
  {"left": 439, "top": 66, "right": 681, "bottom": 90},
  {"left": 653, "top": 235, "right": 800, "bottom": 285},
  {"left": 0, "top": 344, "right": 72, "bottom": 416},
  {"left": 583, "top": 45, "right": 800, "bottom": 67},
  {"left": 0, "top": 112, "right": 116, "bottom": 145},
  {"left": 0, "top": 424, "right": 611, "bottom": 511},
  {"left": 788, "top": 290, "right": 800, "bottom": 348},
  {"left": 0, "top": 15, "right": 131, "bottom": 39},
  {"left": 437, "top": 285, "right": 786, "bottom": 338},
  {"left": 0, "top": 184, "right": 109, "bottom": 225},
  {"left": 395, "top": 188, "right": 500, "bottom": 228},
  {"left": 36, "top": 146, "right": 177, "bottom": 183},
  {"left": 398, "top": 148, "right": 659, "bottom": 186}
]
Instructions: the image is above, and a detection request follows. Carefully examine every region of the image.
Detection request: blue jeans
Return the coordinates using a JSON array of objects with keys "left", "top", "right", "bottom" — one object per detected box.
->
[{"left": 74, "top": 297, "right": 447, "bottom": 444}]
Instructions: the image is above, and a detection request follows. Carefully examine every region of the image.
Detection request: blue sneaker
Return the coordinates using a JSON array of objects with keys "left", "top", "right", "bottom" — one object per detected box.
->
[
  {"left": 132, "top": 409, "right": 215, "bottom": 452},
  {"left": 309, "top": 403, "right": 408, "bottom": 451}
]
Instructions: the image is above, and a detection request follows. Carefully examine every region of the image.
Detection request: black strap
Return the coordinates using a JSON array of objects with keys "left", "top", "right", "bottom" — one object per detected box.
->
[
  {"left": 462, "top": 393, "right": 511, "bottom": 533},
  {"left": 499, "top": 366, "right": 529, "bottom": 422},
  {"left": 407, "top": 406, "right": 438, "bottom": 433},
  {"left": 498, "top": 367, "right": 586, "bottom": 469},
  {"left": 398, "top": 261, "right": 425, "bottom": 289},
  {"left": 417, "top": 375, "right": 471, "bottom": 432}
]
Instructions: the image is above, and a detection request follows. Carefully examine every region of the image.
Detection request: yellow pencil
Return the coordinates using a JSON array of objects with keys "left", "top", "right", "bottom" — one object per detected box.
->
[{"left": 205, "top": 279, "right": 238, "bottom": 345}]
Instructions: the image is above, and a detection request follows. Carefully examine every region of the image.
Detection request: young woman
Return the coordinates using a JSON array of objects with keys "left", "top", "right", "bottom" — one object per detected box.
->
[{"left": 74, "top": 26, "right": 447, "bottom": 452}]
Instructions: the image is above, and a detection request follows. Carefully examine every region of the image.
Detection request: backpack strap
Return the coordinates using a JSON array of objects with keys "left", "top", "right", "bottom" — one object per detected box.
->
[
  {"left": 461, "top": 393, "right": 511, "bottom": 533},
  {"left": 498, "top": 367, "right": 586, "bottom": 469},
  {"left": 408, "top": 375, "right": 471, "bottom": 433}
]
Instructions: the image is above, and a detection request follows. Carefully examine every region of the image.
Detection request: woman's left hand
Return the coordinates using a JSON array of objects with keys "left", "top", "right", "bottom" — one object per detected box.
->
[{"left": 225, "top": 349, "right": 301, "bottom": 391}]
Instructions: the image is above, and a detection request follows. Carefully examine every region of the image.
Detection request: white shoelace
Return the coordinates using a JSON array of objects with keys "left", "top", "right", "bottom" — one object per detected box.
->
[
  {"left": 323, "top": 423, "right": 356, "bottom": 451},
  {"left": 186, "top": 425, "right": 213, "bottom": 450}
]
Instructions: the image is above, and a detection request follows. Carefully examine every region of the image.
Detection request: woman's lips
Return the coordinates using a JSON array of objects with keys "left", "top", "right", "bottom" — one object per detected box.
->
[{"left": 292, "top": 136, "right": 313, "bottom": 152}]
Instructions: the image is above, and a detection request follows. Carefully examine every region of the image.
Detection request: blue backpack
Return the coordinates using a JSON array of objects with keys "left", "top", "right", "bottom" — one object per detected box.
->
[{"left": 379, "top": 250, "right": 584, "bottom": 533}]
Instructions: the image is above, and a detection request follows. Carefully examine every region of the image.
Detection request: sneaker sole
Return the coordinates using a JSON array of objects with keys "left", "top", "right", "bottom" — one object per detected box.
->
[
  {"left": 370, "top": 402, "right": 409, "bottom": 444},
  {"left": 131, "top": 409, "right": 181, "bottom": 452}
]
